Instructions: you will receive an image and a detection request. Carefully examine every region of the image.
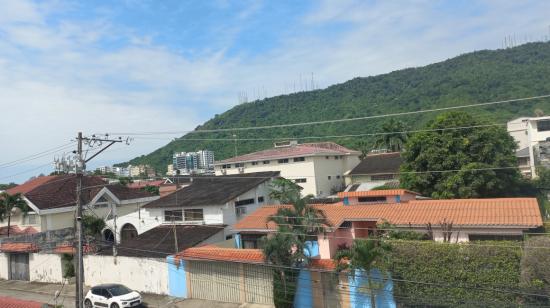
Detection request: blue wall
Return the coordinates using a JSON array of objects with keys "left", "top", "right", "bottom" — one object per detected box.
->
[
  {"left": 294, "top": 269, "right": 313, "bottom": 307},
  {"left": 349, "top": 269, "right": 396, "bottom": 308},
  {"left": 304, "top": 241, "right": 319, "bottom": 257},
  {"left": 167, "top": 256, "right": 187, "bottom": 298}
]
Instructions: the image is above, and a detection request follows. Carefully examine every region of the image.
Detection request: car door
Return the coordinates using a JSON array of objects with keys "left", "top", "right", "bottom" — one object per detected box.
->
[{"left": 92, "top": 288, "right": 110, "bottom": 308}]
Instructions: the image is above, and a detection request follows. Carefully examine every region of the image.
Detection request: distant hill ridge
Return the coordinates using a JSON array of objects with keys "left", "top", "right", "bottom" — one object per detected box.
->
[{"left": 119, "top": 42, "right": 550, "bottom": 172}]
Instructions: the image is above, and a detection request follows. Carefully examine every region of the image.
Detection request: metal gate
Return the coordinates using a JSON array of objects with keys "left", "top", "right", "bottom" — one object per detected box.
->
[
  {"left": 188, "top": 261, "right": 274, "bottom": 305},
  {"left": 9, "top": 253, "right": 30, "bottom": 281}
]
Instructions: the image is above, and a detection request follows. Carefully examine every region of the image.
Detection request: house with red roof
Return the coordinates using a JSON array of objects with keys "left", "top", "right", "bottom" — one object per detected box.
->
[
  {"left": 2, "top": 175, "right": 158, "bottom": 240},
  {"left": 213, "top": 141, "right": 361, "bottom": 197},
  {"left": 234, "top": 190, "right": 544, "bottom": 259}
]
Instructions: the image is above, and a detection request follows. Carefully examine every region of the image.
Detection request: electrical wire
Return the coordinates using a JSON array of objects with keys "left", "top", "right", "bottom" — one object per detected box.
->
[{"left": 109, "top": 94, "right": 550, "bottom": 135}]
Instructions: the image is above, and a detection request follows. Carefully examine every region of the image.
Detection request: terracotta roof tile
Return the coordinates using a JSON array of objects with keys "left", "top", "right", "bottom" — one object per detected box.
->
[
  {"left": 0, "top": 242, "right": 39, "bottom": 252},
  {"left": 177, "top": 247, "right": 265, "bottom": 264},
  {"left": 235, "top": 198, "right": 543, "bottom": 230},
  {"left": 5, "top": 176, "right": 57, "bottom": 195},
  {"left": 0, "top": 296, "right": 43, "bottom": 308},
  {"left": 338, "top": 189, "right": 419, "bottom": 198},
  {"left": 216, "top": 142, "right": 360, "bottom": 164}
]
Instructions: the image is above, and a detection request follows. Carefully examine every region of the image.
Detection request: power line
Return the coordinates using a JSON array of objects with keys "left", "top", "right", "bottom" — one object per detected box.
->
[
  {"left": 0, "top": 142, "right": 74, "bottom": 169},
  {"left": 109, "top": 94, "right": 550, "bottom": 135}
]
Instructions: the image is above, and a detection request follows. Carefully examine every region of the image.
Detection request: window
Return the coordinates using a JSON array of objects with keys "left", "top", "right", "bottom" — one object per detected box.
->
[
  {"left": 226, "top": 235, "right": 233, "bottom": 240},
  {"left": 328, "top": 176, "right": 332, "bottom": 180},
  {"left": 263, "top": 160, "right": 270, "bottom": 164},
  {"left": 235, "top": 163, "right": 244, "bottom": 167},
  {"left": 278, "top": 158, "right": 289, "bottom": 164},
  {"left": 358, "top": 196, "right": 387, "bottom": 203},
  {"left": 91, "top": 288, "right": 103, "bottom": 296},
  {"left": 24, "top": 214, "right": 37, "bottom": 225},
  {"left": 251, "top": 161, "right": 258, "bottom": 165},
  {"left": 334, "top": 156, "right": 340, "bottom": 160},
  {"left": 340, "top": 221, "right": 352, "bottom": 229},
  {"left": 336, "top": 175, "right": 341, "bottom": 179},
  {"left": 222, "top": 164, "right": 231, "bottom": 169},
  {"left": 164, "top": 210, "right": 183, "bottom": 222},
  {"left": 294, "top": 178, "right": 307, "bottom": 183},
  {"left": 184, "top": 209, "right": 204, "bottom": 221},
  {"left": 537, "top": 120, "right": 550, "bottom": 132},
  {"left": 258, "top": 196, "right": 265, "bottom": 203},
  {"left": 235, "top": 198, "right": 255, "bottom": 206},
  {"left": 325, "top": 156, "right": 330, "bottom": 159},
  {"left": 293, "top": 157, "right": 305, "bottom": 162},
  {"left": 235, "top": 206, "right": 247, "bottom": 217},
  {"left": 371, "top": 174, "right": 395, "bottom": 181}
]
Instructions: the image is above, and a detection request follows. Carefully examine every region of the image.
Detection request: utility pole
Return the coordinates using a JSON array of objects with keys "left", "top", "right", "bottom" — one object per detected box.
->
[
  {"left": 172, "top": 215, "right": 179, "bottom": 254},
  {"left": 73, "top": 133, "right": 129, "bottom": 308}
]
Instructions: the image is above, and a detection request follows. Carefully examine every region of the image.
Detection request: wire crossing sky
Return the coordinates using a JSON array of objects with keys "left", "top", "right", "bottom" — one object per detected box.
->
[{"left": 1, "top": 0, "right": 550, "bottom": 181}]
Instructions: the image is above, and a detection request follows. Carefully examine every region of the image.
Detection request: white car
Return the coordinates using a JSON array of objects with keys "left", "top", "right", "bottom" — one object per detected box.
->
[{"left": 84, "top": 284, "right": 142, "bottom": 308}]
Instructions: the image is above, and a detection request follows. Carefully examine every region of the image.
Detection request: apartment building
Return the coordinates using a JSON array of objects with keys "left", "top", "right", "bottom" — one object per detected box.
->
[
  {"left": 214, "top": 141, "right": 361, "bottom": 197},
  {"left": 507, "top": 116, "right": 550, "bottom": 178},
  {"left": 172, "top": 150, "right": 214, "bottom": 175}
]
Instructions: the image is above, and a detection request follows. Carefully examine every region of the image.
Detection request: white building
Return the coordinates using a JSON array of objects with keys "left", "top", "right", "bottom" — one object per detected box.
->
[
  {"left": 110, "top": 171, "right": 280, "bottom": 241},
  {"left": 507, "top": 116, "right": 550, "bottom": 178},
  {"left": 173, "top": 150, "right": 214, "bottom": 175},
  {"left": 214, "top": 141, "right": 360, "bottom": 197}
]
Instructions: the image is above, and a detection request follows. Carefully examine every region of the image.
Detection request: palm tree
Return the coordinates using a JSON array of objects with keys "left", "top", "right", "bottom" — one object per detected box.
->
[
  {"left": 0, "top": 192, "right": 30, "bottom": 237},
  {"left": 334, "top": 238, "right": 391, "bottom": 308},
  {"left": 262, "top": 178, "right": 327, "bottom": 308},
  {"left": 373, "top": 119, "right": 408, "bottom": 152}
]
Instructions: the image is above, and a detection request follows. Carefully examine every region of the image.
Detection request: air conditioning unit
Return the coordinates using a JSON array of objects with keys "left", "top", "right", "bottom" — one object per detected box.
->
[
  {"left": 238, "top": 167, "right": 245, "bottom": 173},
  {"left": 221, "top": 169, "right": 227, "bottom": 175}
]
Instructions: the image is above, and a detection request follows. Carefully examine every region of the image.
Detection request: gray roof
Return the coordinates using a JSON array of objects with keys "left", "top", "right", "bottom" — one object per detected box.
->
[
  {"left": 516, "top": 147, "right": 530, "bottom": 157},
  {"left": 143, "top": 171, "right": 279, "bottom": 209},
  {"left": 349, "top": 152, "right": 402, "bottom": 175}
]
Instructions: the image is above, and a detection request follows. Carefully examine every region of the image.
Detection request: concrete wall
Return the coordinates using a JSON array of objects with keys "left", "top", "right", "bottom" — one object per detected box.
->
[
  {"left": 84, "top": 255, "right": 169, "bottom": 295},
  {"left": 29, "top": 253, "right": 64, "bottom": 283},
  {"left": 0, "top": 253, "right": 8, "bottom": 280}
]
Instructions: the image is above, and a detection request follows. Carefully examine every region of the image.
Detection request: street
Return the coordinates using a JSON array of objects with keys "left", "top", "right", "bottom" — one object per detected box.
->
[{"left": 0, "top": 280, "right": 270, "bottom": 308}]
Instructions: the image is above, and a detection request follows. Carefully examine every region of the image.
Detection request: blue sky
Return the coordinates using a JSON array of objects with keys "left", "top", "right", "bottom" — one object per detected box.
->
[{"left": 1, "top": 0, "right": 550, "bottom": 183}]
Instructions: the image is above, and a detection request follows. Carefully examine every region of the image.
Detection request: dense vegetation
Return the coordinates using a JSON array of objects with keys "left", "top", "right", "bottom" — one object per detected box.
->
[
  {"left": 387, "top": 238, "right": 549, "bottom": 307},
  {"left": 120, "top": 42, "right": 550, "bottom": 172}
]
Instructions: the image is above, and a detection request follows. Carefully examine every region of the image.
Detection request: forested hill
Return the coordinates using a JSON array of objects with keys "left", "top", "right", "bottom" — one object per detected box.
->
[{"left": 120, "top": 42, "right": 550, "bottom": 172}]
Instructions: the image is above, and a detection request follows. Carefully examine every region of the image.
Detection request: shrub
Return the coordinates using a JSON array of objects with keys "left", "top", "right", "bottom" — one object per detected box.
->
[{"left": 520, "top": 236, "right": 550, "bottom": 305}]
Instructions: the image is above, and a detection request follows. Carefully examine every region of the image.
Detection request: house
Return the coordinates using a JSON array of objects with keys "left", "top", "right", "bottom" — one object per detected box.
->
[
  {"left": 507, "top": 116, "right": 550, "bottom": 178},
  {"left": 234, "top": 190, "right": 543, "bottom": 256},
  {"left": 344, "top": 152, "right": 402, "bottom": 189},
  {"left": 214, "top": 141, "right": 361, "bottom": 197},
  {"left": 2, "top": 175, "right": 158, "bottom": 235},
  {"left": 112, "top": 171, "right": 280, "bottom": 241}
]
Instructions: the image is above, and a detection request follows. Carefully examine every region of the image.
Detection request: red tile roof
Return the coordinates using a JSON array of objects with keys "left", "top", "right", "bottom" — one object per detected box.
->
[
  {"left": 177, "top": 247, "right": 265, "bottom": 264},
  {"left": 0, "top": 242, "right": 39, "bottom": 252},
  {"left": 128, "top": 180, "right": 165, "bottom": 188},
  {"left": 216, "top": 142, "right": 360, "bottom": 164},
  {"left": 5, "top": 176, "right": 57, "bottom": 195},
  {"left": 0, "top": 296, "right": 43, "bottom": 308},
  {"left": 235, "top": 198, "right": 543, "bottom": 230},
  {"left": 338, "top": 189, "right": 419, "bottom": 198},
  {"left": 0, "top": 226, "right": 38, "bottom": 236}
]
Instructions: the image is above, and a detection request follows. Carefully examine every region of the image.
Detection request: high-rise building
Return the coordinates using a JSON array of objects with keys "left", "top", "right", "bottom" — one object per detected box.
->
[{"left": 172, "top": 150, "right": 214, "bottom": 174}]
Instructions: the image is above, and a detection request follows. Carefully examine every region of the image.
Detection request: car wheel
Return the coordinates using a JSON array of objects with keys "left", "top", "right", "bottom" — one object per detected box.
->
[
  {"left": 84, "top": 299, "right": 93, "bottom": 308},
  {"left": 111, "top": 303, "right": 120, "bottom": 308}
]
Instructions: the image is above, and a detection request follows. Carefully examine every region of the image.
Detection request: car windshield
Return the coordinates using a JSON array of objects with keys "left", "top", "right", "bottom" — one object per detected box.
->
[{"left": 107, "top": 285, "right": 132, "bottom": 296}]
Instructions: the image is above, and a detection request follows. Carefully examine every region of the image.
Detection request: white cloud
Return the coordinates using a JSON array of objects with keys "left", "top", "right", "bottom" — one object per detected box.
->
[{"left": 1, "top": 0, "right": 550, "bottom": 182}]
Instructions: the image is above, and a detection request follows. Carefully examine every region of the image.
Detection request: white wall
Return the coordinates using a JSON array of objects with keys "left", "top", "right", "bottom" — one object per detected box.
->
[
  {"left": 29, "top": 253, "right": 64, "bottom": 283},
  {"left": 84, "top": 255, "right": 169, "bottom": 295},
  {"left": 0, "top": 253, "right": 8, "bottom": 280},
  {"left": 313, "top": 155, "right": 360, "bottom": 197}
]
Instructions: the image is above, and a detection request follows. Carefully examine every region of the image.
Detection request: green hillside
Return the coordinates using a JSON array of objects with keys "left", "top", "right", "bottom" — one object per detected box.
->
[{"left": 120, "top": 42, "right": 550, "bottom": 172}]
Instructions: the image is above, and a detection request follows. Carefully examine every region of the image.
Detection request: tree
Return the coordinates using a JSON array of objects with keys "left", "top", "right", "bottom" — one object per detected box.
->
[
  {"left": 0, "top": 183, "right": 17, "bottom": 191},
  {"left": 142, "top": 185, "right": 160, "bottom": 196},
  {"left": 334, "top": 237, "right": 391, "bottom": 308},
  {"left": 0, "top": 192, "right": 29, "bottom": 237},
  {"left": 82, "top": 214, "right": 106, "bottom": 239},
  {"left": 262, "top": 178, "right": 326, "bottom": 308},
  {"left": 400, "top": 111, "right": 522, "bottom": 198},
  {"left": 373, "top": 119, "right": 408, "bottom": 152}
]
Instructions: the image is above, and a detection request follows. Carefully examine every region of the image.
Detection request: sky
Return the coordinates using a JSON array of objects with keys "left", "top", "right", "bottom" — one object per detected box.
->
[{"left": 1, "top": 0, "right": 549, "bottom": 183}]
